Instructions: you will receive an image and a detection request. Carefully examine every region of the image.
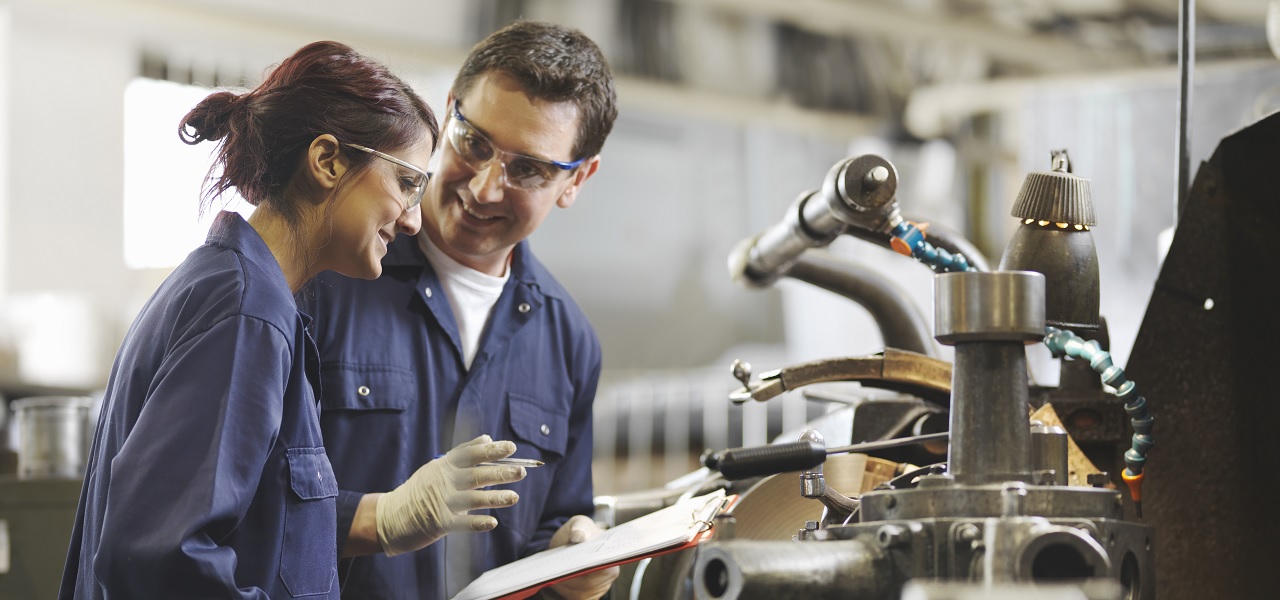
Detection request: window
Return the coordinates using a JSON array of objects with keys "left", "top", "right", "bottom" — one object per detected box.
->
[{"left": 122, "top": 78, "right": 252, "bottom": 269}]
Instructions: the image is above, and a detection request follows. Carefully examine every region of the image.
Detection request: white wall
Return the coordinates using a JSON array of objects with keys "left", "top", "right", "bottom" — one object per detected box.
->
[{"left": 0, "top": 0, "right": 879, "bottom": 387}]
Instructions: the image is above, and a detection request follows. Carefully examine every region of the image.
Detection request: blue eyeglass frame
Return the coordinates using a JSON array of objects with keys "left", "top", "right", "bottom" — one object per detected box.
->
[{"left": 451, "top": 100, "right": 586, "bottom": 172}]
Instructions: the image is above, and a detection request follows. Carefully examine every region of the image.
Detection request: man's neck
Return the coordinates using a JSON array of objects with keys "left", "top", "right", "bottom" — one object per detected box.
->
[{"left": 416, "top": 232, "right": 512, "bottom": 278}]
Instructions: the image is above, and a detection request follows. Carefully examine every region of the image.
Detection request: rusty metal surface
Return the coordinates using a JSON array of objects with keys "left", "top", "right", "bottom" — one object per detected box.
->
[
  {"left": 1125, "top": 111, "right": 1280, "bottom": 600},
  {"left": 728, "top": 349, "right": 953, "bottom": 405}
]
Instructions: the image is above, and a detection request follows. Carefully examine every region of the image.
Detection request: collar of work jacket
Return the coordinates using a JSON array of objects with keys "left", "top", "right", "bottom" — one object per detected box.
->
[{"left": 379, "top": 233, "right": 571, "bottom": 372}]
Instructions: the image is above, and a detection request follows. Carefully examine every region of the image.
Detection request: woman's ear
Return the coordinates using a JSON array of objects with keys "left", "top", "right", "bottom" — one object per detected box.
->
[{"left": 306, "top": 134, "right": 347, "bottom": 198}]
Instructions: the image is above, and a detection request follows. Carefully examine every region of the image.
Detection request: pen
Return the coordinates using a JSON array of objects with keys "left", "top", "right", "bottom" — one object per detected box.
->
[{"left": 480, "top": 458, "right": 544, "bottom": 468}]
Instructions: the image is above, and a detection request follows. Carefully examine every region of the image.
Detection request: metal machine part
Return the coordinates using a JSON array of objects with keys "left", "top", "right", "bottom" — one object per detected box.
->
[
  {"left": 728, "top": 155, "right": 901, "bottom": 290},
  {"left": 10, "top": 396, "right": 95, "bottom": 480},
  {"left": 726, "top": 153, "right": 997, "bottom": 358},
  {"left": 785, "top": 251, "right": 936, "bottom": 357},
  {"left": 843, "top": 218, "right": 992, "bottom": 273},
  {"left": 694, "top": 270, "right": 1154, "bottom": 600},
  {"left": 797, "top": 430, "right": 860, "bottom": 527},
  {"left": 728, "top": 348, "right": 951, "bottom": 406},
  {"left": 997, "top": 151, "right": 1100, "bottom": 333},
  {"left": 1030, "top": 422, "right": 1070, "bottom": 487},
  {"left": 1123, "top": 110, "right": 1280, "bottom": 598},
  {"left": 936, "top": 271, "right": 1044, "bottom": 485}
]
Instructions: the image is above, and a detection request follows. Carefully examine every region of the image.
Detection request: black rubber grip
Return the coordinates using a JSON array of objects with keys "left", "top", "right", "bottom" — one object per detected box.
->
[{"left": 706, "top": 441, "right": 827, "bottom": 480}]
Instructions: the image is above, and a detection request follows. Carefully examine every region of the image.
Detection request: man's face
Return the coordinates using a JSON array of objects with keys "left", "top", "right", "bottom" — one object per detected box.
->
[{"left": 420, "top": 71, "right": 599, "bottom": 276}]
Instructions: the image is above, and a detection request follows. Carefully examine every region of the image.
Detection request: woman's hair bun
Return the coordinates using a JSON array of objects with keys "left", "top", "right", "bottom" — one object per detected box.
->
[{"left": 179, "top": 91, "right": 244, "bottom": 145}]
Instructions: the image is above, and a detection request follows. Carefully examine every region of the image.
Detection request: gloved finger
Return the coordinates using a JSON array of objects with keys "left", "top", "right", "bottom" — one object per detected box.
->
[
  {"left": 446, "top": 439, "right": 517, "bottom": 467},
  {"left": 446, "top": 513, "right": 500, "bottom": 534},
  {"left": 445, "top": 489, "right": 520, "bottom": 512},
  {"left": 455, "top": 464, "right": 526, "bottom": 489},
  {"left": 550, "top": 515, "right": 601, "bottom": 548},
  {"left": 458, "top": 434, "right": 493, "bottom": 448}
]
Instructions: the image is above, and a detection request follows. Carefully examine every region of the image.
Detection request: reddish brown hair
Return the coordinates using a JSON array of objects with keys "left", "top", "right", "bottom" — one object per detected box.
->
[{"left": 180, "top": 41, "right": 438, "bottom": 225}]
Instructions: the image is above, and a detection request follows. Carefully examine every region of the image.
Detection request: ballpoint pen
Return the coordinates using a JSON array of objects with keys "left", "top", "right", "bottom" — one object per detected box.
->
[{"left": 480, "top": 458, "right": 544, "bottom": 468}]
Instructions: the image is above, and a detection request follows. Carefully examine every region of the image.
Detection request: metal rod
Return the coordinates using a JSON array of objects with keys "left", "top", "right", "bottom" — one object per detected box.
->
[
  {"left": 825, "top": 431, "right": 950, "bottom": 456},
  {"left": 1176, "top": 0, "right": 1195, "bottom": 221}
]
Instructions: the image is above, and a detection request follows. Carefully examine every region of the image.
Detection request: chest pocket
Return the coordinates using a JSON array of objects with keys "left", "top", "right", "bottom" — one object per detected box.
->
[
  {"left": 280, "top": 447, "right": 338, "bottom": 597},
  {"left": 318, "top": 365, "right": 413, "bottom": 412},
  {"left": 507, "top": 392, "right": 569, "bottom": 459}
]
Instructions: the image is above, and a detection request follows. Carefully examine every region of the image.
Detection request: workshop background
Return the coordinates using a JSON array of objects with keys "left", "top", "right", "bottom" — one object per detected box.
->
[{"left": 0, "top": 0, "right": 1276, "bottom": 598}]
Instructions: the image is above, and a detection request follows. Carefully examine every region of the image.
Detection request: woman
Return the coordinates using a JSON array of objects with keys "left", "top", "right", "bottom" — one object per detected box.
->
[{"left": 59, "top": 41, "right": 435, "bottom": 599}]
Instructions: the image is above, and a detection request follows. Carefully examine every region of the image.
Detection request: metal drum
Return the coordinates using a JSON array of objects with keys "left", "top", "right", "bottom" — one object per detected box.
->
[{"left": 11, "top": 396, "right": 94, "bottom": 479}]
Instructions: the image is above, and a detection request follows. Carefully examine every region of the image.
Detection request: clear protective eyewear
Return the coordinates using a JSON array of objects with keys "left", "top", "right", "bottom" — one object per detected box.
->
[
  {"left": 345, "top": 143, "right": 431, "bottom": 211},
  {"left": 446, "top": 100, "right": 584, "bottom": 190}
]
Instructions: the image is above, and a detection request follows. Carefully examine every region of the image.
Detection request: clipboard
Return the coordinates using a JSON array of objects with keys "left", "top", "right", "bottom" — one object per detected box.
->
[{"left": 451, "top": 490, "right": 735, "bottom": 600}]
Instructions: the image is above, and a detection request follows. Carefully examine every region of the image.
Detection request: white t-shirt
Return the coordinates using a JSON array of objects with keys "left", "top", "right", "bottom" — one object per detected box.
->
[{"left": 417, "top": 235, "right": 509, "bottom": 370}]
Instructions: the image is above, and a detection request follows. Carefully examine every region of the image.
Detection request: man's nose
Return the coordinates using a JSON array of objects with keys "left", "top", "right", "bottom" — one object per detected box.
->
[{"left": 469, "top": 159, "right": 506, "bottom": 203}]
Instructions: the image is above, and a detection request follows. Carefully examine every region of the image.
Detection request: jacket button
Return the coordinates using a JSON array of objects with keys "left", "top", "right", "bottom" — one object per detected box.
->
[
  {"left": 518, "top": 303, "right": 531, "bottom": 314},
  {"left": 357, "top": 385, "right": 371, "bottom": 397},
  {"left": 540, "top": 424, "right": 550, "bottom": 435},
  {"left": 424, "top": 287, "right": 433, "bottom": 298}
]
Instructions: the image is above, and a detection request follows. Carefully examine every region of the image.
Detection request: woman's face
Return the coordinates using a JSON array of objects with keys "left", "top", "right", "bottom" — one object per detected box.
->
[{"left": 318, "top": 137, "right": 432, "bottom": 280}]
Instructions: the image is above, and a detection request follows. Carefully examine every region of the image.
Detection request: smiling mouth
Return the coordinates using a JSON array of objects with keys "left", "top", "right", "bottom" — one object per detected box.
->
[{"left": 460, "top": 199, "right": 500, "bottom": 221}]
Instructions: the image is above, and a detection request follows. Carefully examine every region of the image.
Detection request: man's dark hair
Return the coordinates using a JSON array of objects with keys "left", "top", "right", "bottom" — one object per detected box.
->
[{"left": 454, "top": 21, "right": 618, "bottom": 161}]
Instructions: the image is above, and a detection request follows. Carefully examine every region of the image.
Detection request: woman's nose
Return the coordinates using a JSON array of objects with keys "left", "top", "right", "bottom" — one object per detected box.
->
[{"left": 396, "top": 204, "right": 422, "bottom": 236}]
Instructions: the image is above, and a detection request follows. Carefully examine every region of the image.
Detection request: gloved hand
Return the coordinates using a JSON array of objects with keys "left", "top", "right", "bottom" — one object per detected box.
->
[
  {"left": 376, "top": 435, "right": 527, "bottom": 556},
  {"left": 542, "top": 516, "right": 618, "bottom": 600}
]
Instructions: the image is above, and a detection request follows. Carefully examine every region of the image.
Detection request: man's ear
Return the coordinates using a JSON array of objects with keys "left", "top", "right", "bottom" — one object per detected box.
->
[
  {"left": 556, "top": 155, "right": 600, "bottom": 209},
  {"left": 306, "top": 134, "right": 347, "bottom": 199}
]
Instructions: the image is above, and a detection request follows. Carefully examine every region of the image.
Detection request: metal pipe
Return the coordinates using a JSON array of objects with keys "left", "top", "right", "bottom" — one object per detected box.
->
[
  {"left": 694, "top": 540, "right": 889, "bottom": 599},
  {"left": 786, "top": 250, "right": 936, "bottom": 357},
  {"left": 1176, "top": 0, "right": 1195, "bottom": 220}
]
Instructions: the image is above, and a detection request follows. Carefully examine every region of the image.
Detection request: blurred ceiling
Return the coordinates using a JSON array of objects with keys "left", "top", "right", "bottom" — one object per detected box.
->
[
  {"left": 32, "top": 0, "right": 1275, "bottom": 136},
  {"left": 217, "top": 0, "right": 1274, "bottom": 123}
]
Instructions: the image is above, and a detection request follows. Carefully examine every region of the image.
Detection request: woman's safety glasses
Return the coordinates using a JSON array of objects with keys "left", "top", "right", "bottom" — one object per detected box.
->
[{"left": 346, "top": 143, "right": 430, "bottom": 211}]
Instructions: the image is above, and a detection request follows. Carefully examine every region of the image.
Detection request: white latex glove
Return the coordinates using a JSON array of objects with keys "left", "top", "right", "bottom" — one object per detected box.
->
[
  {"left": 542, "top": 516, "right": 619, "bottom": 600},
  {"left": 376, "top": 435, "right": 527, "bottom": 556}
]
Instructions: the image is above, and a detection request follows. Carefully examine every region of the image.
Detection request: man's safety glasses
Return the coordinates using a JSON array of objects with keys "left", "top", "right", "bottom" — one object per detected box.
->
[
  {"left": 445, "top": 100, "right": 584, "bottom": 190},
  {"left": 346, "top": 143, "right": 431, "bottom": 211}
]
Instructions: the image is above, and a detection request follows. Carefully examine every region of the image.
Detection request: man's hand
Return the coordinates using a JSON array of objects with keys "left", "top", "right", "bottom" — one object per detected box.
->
[
  {"left": 375, "top": 435, "right": 527, "bottom": 556},
  {"left": 543, "top": 516, "right": 618, "bottom": 600}
]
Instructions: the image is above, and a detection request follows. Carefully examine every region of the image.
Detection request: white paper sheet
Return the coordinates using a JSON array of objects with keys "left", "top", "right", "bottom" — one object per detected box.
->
[{"left": 451, "top": 489, "right": 727, "bottom": 600}]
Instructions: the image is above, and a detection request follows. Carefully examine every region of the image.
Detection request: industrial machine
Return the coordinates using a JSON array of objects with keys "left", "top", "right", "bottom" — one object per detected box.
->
[{"left": 670, "top": 149, "right": 1158, "bottom": 599}]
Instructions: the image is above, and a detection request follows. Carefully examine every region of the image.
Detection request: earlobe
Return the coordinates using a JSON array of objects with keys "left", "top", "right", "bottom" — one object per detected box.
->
[
  {"left": 557, "top": 156, "right": 600, "bottom": 209},
  {"left": 309, "top": 134, "right": 346, "bottom": 192},
  {"left": 557, "top": 186, "right": 578, "bottom": 209}
]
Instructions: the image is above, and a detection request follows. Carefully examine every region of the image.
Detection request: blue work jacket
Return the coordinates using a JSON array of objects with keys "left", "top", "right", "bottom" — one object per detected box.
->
[
  {"left": 300, "top": 235, "right": 601, "bottom": 600},
  {"left": 60, "top": 212, "right": 339, "bottom": 599}
]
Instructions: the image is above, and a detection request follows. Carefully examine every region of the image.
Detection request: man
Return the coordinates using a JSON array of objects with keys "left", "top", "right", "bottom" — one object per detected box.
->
[{"left": 300, "top": 20, "right": 619, "bottom": 600}]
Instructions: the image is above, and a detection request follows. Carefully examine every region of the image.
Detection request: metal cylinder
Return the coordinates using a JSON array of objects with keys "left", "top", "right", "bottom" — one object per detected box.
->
[
  {"left": 949, "top": 342, "right": 1034, "bottom": 484},
  {"left": 11, "top": 396, "right": 94, "bottom": 479},
  {"left": 1031, "top": 422, "right": 1070, "bottom": 486},
  {"left": 934, "top": 271, "right": 1046, "bottom": 344},
  {"left": 935, "top": 271, "right": 1045, "bottom": 485},
  {"left": 694, "top": 540, "right": 889, "bottom": 600}
]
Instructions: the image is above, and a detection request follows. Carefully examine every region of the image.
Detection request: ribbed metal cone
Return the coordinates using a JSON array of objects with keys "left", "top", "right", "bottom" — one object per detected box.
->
[{"left": 1011, "top": 171, "right": 1096, "bottom": 225}]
